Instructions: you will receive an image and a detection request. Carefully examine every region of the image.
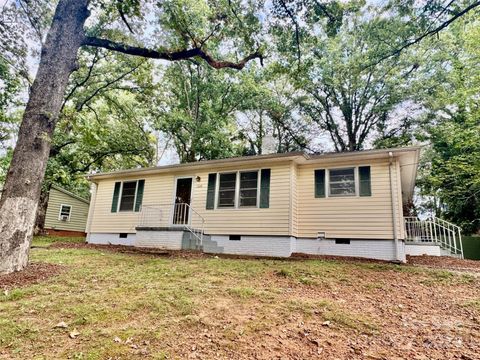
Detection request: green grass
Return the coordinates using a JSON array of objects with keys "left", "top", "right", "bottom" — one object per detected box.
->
[
  {"left": 0, "top": 235, "right": 477, "bottom": 359},
  {"left": 462, "top": 236, "right": 480, "bottom": 260},
  {"left": 32, "top": 235, "right": 85, "bottom": 247}
]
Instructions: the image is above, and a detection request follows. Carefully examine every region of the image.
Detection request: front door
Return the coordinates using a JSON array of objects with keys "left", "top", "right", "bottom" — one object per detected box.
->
[{"left": 173, "top": 177, "right": 192, "bottom": 225}]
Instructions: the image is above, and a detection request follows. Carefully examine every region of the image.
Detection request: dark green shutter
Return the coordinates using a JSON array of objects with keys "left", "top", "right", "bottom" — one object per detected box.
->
[
  {"left": 111, "top": 182, "right": 121, "bottom": 212},
  {"left": 134, "top": 180, "right": 145, "bottom": 211},
  {"left": 314, "top": 169, "right": 325, "bottom": 198},
  {"left": 260, "top": 169, "right": 271, "bottom": 208},
  {"left": 206, "top": 173, "right": 216, "bottom": 210},
  {"left": 359, "top": 166, "right": 371, "bottom": 196}
]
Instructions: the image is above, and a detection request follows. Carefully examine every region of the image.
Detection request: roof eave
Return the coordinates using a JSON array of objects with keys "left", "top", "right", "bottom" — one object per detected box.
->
[{"left": 87, "top": 152, "right": 307, "bottom": 181}]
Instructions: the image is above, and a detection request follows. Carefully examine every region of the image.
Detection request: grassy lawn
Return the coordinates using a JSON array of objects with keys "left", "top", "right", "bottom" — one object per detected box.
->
[{"left": 1, "top": 236, "right": 479, "bottom": 359}]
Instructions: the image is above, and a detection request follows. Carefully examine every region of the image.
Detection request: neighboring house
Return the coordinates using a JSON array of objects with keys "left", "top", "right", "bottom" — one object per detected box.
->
[
  {"left": 44, "top": 185, "right": 90, "bottom": 236},
  {"left": 85, "top": 146, "right": 464, "bottom": 261}
]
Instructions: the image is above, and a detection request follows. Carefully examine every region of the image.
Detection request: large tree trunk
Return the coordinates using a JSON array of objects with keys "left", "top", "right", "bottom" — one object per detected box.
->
[
  {"left": 34, "top": 186, "right": 52, "bottom": 236},
  {"left": 0, "top": 0, "right": 90, "bottom": 274}
]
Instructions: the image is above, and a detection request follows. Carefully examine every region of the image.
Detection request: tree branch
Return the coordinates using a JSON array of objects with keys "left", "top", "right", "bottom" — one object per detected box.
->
[
  {"left": 277, "top": 0, "right": 301, "bottom": 63},
  {"left": 116, "top": 1, "right": 135, "bottom": 34},
  {"left": 364, "top": 1, "right": 480, "bottom": 69},
  {"left": 82, "top": 36, "right": 262, "bottom": 70},
  {"left": 75, "top": 61, "right": 144, "bottom": 112}
]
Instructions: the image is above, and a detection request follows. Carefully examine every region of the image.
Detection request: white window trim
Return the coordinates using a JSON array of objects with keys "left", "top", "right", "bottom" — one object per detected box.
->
[
  {"left": 320, "top": 165, "right": 372, "bottom": 199},
  {"left": 215, "top": 169, "right": 261, "bottom": 209},
  {"left": 117, "top": 180, "right": 142, "bottom": 212},
  {"left": 327, "top": 166, "right": 357, "bottom": 198},
  {"left": 58, "top": 204, "right": 72, "bottom": 221}
]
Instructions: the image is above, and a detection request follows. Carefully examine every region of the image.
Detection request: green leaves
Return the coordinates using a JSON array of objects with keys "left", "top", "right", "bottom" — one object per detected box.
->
[
  {"left": 417, "top": 12, "right": 480, "bottom": 234},
  {"left": 42, "top": 48, "right": 157, "bottom": 194},
  {"left": 152, "top": 61, "right": 248, "bottom": 162}
]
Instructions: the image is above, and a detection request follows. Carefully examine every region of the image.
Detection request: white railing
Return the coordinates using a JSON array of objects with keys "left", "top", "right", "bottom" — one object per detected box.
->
[
  {"left": 404, "top": 217, "right": 463, "bottom": 258},
  {"left": 138, "top": 203, "right": 205, "bottom": 248}
]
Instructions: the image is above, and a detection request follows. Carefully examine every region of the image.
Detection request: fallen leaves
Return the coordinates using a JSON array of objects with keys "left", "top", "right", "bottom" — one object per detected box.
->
[
  {"left": 54, "top": 321, "right": 68, "bottom": 329},
  {"left": 69, "top": 329, "right": 80, "bottom": 339}
]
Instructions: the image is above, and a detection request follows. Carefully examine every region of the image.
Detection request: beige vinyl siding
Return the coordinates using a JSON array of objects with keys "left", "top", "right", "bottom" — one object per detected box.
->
[
  {"left": 296, "top": 158, "right": 403, "bottom": 239},
  {"left": 89, "top": 173, "right": 175, "bottom": 233},
  {"left": 89, "top": 162, "right": 292, "bottom": 236},
  {"left": 45, "top": 188, "right": 89, "bottom": 232},
  {"left": 88, "top": 156, "right": 407, "bottom": 239},
  {"left": 191, "top": 162, "right": 291, "bottom": 236}
]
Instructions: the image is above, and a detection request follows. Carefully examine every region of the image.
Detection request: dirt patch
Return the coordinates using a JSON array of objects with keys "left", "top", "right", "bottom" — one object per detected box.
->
[
  {"left": 0, "top": 263, "right": 64, "bottom": 290},
  {"left": 48, "top": 242, "right": 208, "bottom": 258},
  {"left": 408, "top": 255, "right": 480, "bottom": 273}
]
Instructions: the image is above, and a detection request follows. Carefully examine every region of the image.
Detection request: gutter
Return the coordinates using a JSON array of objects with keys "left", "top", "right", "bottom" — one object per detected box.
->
[{"left": 86, "top": 146, "right": 422, "bottom": 181}]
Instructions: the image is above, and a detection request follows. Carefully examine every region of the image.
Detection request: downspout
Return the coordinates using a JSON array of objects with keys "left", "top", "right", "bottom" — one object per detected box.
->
[
  {"left": 388, "top": 152, "right": 400, "bottom": 262},
  {"left": 85, "top": 180, "right": 98, "bottom": 243}
]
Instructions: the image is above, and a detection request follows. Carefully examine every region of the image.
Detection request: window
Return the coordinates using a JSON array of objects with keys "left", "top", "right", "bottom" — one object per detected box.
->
[
  {"left": 111, "top": 180, "right": 145, "bottom": 213},
  {"left": 58, "top": 204, "right": 72, "bottom": 221},
  {"left": 215, "top": 170, "right": 263, "bottom": 208},
  {"left": 229, "top": 235, "right": 241, "bottom": 241},
  {"left": 329, "top": 168, "right": 356, "bottom": 196},
  {"left": 335, "top": 239, "right": 350, "bottom": 244},
  {"left": 239, "top": 171, "right": 258, "bottom": 207},
  {"left": 315, "top": 166, "right": 372, "bottom": 198},
  {"left": 119, "top": 181, "right": 138, "bottom": 211},
  {"left": 218, "top": 173, "right": 236, "bottom": 208}
]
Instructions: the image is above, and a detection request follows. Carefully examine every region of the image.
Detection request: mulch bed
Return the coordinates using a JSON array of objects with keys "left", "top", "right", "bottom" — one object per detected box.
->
[
  {"left": 290, "top": 252, "right": 392, "bottom": 264},
  {"left": 407, "top": 254, "right": 480, "bottom": 272},
  {"left": 0, "top": 263, "right": 65, "bottom": 290}
]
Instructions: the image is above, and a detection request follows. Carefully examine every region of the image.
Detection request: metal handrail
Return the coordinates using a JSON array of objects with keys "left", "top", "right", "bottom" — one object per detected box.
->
[{"left": 404, "top": 217, "right": 463, "bottom": 258}]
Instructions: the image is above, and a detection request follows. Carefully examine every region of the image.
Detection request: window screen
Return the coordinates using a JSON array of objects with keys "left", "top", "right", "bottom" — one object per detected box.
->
[
  {"left": 59, "top": 205, "right": 71, "bottom": 220},
  {"left": 218, "top": 173, "right": 236, "bottom": 207},
  {"left": 119, "top": 181, "right": 137, "bottom": 211},
  {"left": 239, "top": 171, "right": 258, "bottom": 207},
  {"left": 329, "top": 168, "right": 355, "bottom": 196}
]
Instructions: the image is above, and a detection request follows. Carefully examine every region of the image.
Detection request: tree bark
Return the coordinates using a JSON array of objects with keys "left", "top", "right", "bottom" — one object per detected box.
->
[
  {"left": 0, "top": 0, "right": 90, "bottom": 274},
  {"left": 33, "top": 186, "right": 51, "bottom": 236}
]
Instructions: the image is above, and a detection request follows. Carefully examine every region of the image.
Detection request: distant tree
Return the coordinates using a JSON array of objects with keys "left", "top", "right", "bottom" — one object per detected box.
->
[
  {"left": 238, "top": 73, "right": 314, "bottom": 154},
  {"left": 152, "top": 62, "right": 250, "bottom": 163},
  {"left": 417, "top": 12, "right": 480, "bottom": 234},
  {"left": 270, "top": 0, "right": 480, "bottom": 152}
]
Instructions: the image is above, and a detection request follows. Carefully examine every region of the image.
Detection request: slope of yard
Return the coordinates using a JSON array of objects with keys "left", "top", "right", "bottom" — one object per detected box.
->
[{"left": 1, "top": 237, "right": 479, "bottom": 359}]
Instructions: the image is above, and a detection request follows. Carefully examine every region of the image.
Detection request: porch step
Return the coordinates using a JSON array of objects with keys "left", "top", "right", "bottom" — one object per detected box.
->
[
  {"left": 404, "top": 217, "right": 463, "bottom": 258},
  {"left": 405, "top": 241, "right": 463, "bottom": 258},
  {"left": 182, "top": 231, "right": 201, "bottom": 250},
  {"left": 201, "top": 235, "right": 224, "bottom": 254}
]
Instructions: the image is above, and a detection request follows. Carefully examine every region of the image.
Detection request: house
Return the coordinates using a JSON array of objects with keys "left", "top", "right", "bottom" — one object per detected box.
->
[
  {"left": 85, "top": 146, "right": 464, "bottom": 262},
  {"left": 44, "top": 185, "right": 90, "bottom": 236}
]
